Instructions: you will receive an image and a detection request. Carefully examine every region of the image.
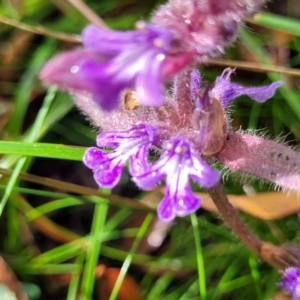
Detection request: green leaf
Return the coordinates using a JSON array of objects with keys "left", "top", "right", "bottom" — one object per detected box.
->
[
  {"left": 0, "top": 141, "right": 85, "bottom": 161},
  {"left": 253, "top": 12, "right": 300, "bottom": 37}
]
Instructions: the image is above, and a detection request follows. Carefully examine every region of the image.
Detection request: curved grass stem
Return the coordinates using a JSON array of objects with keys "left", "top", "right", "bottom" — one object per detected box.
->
[{"left": 191, "top": 213, "right": 207, "bottom": 299}]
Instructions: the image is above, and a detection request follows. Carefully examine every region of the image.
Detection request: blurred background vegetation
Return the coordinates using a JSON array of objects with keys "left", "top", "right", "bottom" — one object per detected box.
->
[{"left": 0, "top": 0, "right": 300, "bottom": 299}]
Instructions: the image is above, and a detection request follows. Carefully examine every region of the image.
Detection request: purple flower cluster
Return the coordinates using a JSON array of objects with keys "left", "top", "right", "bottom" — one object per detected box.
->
[
  {"left": 84, "top": 124, "right": 220, "bottom": 222},
  {"left": 40, "top": 0, "right": 283, "bottom": 222},
  {"left": 80, "top": 68, "right": 281, "bottom": 222},
  {"left": 279, "top": 267, "right": 300, "bottom": 300}
]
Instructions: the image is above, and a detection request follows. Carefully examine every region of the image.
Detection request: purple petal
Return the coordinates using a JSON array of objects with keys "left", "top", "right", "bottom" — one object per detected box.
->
[
  {"left": 79, "top": 60, "right": 131, "bottom": 111},
  {"left": 157, "top": 194, "right": 175, "bottom": 222},
  {"left": 173, "top": 186, "right": 201, "bottom": 217},
  {"left": 212, "top": 72, "right": 283, "bottom": 107},
  {"left": 94, "top": 162, "right": 124, "bottom": 188},
  {"left": 83, "top": 147, "right": 125, "bottom": 188},
  {"left": 189, "top": 154, "right": 220, "bottom": 188},
  {"left": 132, "top": 143, "right": 170, "bottom": 189},
  {"left": 96, "top": 131, "right": 123, "bottom": 148},
  {"left": 135, "top": 52, "right": 165, "bottom": 106},
  {"left": 92, "top": 87, "right": 124, "bottom": 111},
  {"left": 83, "top": 147, "right": 106, "bottom": 169},
  {"left": 96, "top": 123, "right": 160, "bottom": 148},
  {"left": 133, "top": 164, "right": 165, "bottom": 190},
  {"left": 82, "top": 24, "right": 149, "bottom": 55},
  {"left": 163, "top": 152, "right": 201, "bottom": 219},
  {"left": 157, "top": 185, "right": 201, "bottom": 222},
  {"left": 39, "top": 49, "right": 107, "bottom": 91},
  {"left": 278, "top": 267, "right": 300, "bottom": 299},
  {"left": 129, "top": 146, "right": 150, "bottom": 176}
]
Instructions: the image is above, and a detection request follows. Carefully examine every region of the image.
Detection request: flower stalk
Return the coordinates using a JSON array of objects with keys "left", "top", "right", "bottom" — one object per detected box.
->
[
  {"left": 208, "top": 182, "right": 300, "bottom": 270},
  {"left": 208, "top": 182, "right": 262, "bottom": 256}
]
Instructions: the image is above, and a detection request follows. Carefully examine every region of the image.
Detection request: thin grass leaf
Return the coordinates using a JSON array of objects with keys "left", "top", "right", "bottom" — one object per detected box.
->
[
  {"left": 252, "top": 12, "right": 300, "bottom": 37},
  {"left": 31, "top": 241, "right": 85, "bottom": 265},
  {"left": 6, "top": 40, "right": 57, "bottom": 136},
  {"left": 108, "top": 213, "right": 153, "bottom": 300},
  {"left": 67, "top": 253, "right": 85, "bottom": 300},
  {"left": 0, "top": 141, "right": 85, "bottom": 160},
  {"left": 191, "top": 213, "right": 206, "bottom": 299},
  {"left": 25, "top": 197, "right": 83, "bottom": 221},
  {"left": 81, "top": 202, "right": 108, "bottom": 300},
  {"left": 146, "top": 273, "right": 173, "bottom": 300},
  {"left": 16, "top": 263, "right": 79, "bottom": 274},
  {"left": 248, "top": 255, "right": 263, "bottom": 299},
  {"left": 0, "top": 87, "right": 56, "bottom": 216},
  {"left": 0, "top": 184, "right": 75, "bottom": 199},
  {"left": 218, "top": 275, "right": 253, "bottom": 292},
  {"left": 0, "top": 94, "right": 74, "bottom": 169}
]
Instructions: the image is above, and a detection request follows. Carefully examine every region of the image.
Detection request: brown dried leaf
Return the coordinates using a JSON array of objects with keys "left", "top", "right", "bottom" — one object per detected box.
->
[
  {"left": 96, "top": 265, "right": 144, "bottom": 300},
  {"left": 198, "top": 191, "right": 300, "bottom": 220},
  {"left": 272, "top": 290, "right": 291, "bottom": 300}
]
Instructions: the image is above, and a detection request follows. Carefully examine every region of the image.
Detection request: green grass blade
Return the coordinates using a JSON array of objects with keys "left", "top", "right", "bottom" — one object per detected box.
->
[
  {"left": 191, "top": 213, "right": 206, "bottom": 300},
  {"left": 253, "top": 12, "right": 300, "bottom": 37},
  {"left": 0, "top": 184, "right": 75, "bottom": 199},
  {"left": 248, "top": 255, "right": 263, "bottom": 299},
  {"left": 67, "top": 254, "right": 85, "bottom": 300},
  {"left": 0, "top": 157, "right": 26, "bottom": 217},
  {"left": 0, "top": 87, "right": 56, "bottom": 216},
  {"left": 25, "top": 197, "right": 83, "bottom": 221},
  {"left": 0, "top": 94, "right": 74, "bottom": 169},
  {"left": 146, "top": 273, "right": 173, "bottom": 300},
  {"left": 108, "top": 213, "right": 153, "bottom": 300},
  {"left": 0, "top": 141, "right": 85, "bottom": 160},
  {"left": 7, "top": 39, "right": 57, "bottom": 136},
  {"left": 81, "top": 201, "right": 108, "bottom": 300},
  {"left": 15, "top": 263, "right": 79, "bottom": 274}
]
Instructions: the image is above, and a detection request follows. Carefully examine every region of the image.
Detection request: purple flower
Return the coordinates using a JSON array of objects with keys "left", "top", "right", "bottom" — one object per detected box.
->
[
  {"left": 78, "top": 67, "right": 283, "bottom": 221},
  {"left": 133, "top": 137, "right": 220, "bottom": 222},
  {"left": 40, "top": 22, "right": 173, "bottom": 111},
  {"left": 83, "top": 124, "right": 159, "bottom": 188},
  {"left": 210, "top": 68, "right": 283, "bottom": 108},
  {"left": 279, "top": 267, "right": 300, "bottom": 300}
]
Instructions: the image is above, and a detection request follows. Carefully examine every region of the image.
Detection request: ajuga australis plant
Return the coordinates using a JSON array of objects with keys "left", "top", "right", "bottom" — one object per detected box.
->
[{"left": 40, "top": 0, "right": 300, "bottom": 298}]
